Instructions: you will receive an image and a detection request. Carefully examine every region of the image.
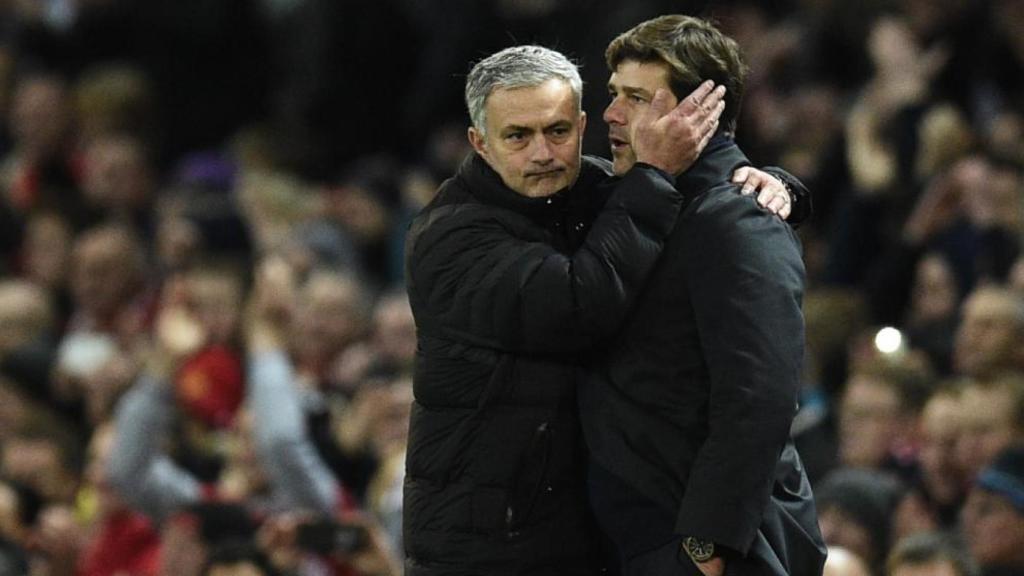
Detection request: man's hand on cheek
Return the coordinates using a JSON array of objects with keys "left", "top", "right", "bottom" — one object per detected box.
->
[{"left": 633, "top": 81, "right": 725, "bottom": 175}]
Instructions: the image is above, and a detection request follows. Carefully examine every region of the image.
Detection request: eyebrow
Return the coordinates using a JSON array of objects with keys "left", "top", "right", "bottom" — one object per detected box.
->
[
  {"left": 608, "top": 83, "right": 653, "bottom": 100},
  {"left": 500, "top": 125, "right": 534, "bottom": 136},
  {"left": 501, "top": 119, "right": 571, "bottom": 135}
]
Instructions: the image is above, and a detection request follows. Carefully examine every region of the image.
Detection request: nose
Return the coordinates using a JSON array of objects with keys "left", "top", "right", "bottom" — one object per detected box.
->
[
  {"left": 529, "top": 134, "right": 555, "bottom": 164},
  {"left": 604, "top": 97, "right": 625, "bottom": 126}
]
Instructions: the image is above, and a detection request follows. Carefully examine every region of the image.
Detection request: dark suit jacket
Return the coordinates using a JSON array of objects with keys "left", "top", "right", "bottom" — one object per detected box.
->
[{"left": 580, "top": 136, "right": 827, "bottom": 576}]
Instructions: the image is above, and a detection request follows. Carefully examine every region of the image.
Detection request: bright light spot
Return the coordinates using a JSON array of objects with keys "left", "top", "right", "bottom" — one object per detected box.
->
[{"left": 874, "top": 327, "right": 903, "bottom": 354}]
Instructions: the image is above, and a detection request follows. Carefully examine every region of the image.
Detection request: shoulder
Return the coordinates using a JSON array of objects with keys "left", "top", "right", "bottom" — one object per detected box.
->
[
  {"left": 408, "top": 179, "right": 533, "bottom": 257},
  {"left": 685, "top": 182, "right": 793, "bottom": 240},
  {"left": 681, "top": 182, "right": 802, "bottom": 274}
]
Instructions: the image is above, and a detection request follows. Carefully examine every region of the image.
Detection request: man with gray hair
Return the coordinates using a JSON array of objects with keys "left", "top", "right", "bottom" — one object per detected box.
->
[{"left": 403, "top": 44, "right": 803, "bottom": 575}]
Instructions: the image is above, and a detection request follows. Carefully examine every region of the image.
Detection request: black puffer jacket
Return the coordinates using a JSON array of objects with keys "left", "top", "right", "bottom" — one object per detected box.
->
[{"left": 403, "top": 153, "right": 682, "bottom": 575}]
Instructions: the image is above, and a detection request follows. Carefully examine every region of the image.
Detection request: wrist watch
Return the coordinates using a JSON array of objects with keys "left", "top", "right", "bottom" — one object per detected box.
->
[{"left": 682, "top": 536, "right": 717, "bottom": 563}]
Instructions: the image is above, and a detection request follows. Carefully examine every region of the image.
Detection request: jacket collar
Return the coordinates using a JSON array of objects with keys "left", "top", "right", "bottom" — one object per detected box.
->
[{"left": 674, "top": 135, "right": 751, "bottom": 198}]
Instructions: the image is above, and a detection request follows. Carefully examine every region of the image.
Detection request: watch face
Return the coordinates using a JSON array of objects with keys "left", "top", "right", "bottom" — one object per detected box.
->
[{"left": 683, "top": 536, "right": 715, "bottom": 562}]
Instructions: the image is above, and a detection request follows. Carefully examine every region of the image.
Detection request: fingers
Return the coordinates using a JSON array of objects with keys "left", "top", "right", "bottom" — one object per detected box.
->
[
  {"left": 697, "top": 117, "right": 719, "bottom": 157},
  {"left": 756, "top": 188, "right": 790, "bottom": 218},
  {"left": 764, "top": 194, "right": 790, "bottom": 218},
  {"left": 677, "top": 80, "right": 716, "bottom": 115},
  {"left": 737, "top": 170, "right": 791, "bottom": 218}
]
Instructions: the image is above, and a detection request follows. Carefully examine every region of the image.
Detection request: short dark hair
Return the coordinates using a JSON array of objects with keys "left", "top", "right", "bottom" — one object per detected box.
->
[
  {"left": 605, "top": 15, "right": 747, "bottom": 135},
  {"left": 886, "top": 532, "right": 977, "bottom": 576}
]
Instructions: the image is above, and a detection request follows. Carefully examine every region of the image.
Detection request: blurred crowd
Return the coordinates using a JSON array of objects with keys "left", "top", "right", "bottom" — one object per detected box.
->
[{"left": 0, "top": 0, "right": 1021, "bottom": 575}]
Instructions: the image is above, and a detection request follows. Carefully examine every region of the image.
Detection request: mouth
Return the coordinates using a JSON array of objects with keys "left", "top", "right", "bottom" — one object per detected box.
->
[
  {"left": 609, "top": 136, "right": 630, "bottom": 152},
  {"left": 526, "top": 168, "right": 565, "bottom": 178}
]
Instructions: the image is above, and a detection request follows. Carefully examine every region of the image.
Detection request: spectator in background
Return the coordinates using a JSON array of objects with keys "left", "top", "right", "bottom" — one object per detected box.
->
[
  {"left": 0, "top": 279, "right": 56, "bottom": 395},
  {"left": 837, "top": 353, "right": 934, "bottom": 478},
  {"left": 904, "top": 252, "right": 960, "bottom": 374},
  {"left": 953, "top": 287, "right": 1024, "bottom": 380},
  {"left": 863, "top": 152, "right": 1022, "bottom": 330},
  {"left": 79, "top": 132, "right": 157, "bottom": 236},
  {"left": 73, "top": 64, "right": 156, "bottom": 145},
  {"left": 887, "top": 532, "right": 977, "bottom": 576},
  {"left": 330, "top": 288, "right": 415, "bottom": 392},
  {"left": 18, "top": 211, "right": 74, "bottom": 323},
  {"left": 957, "top": 374, "right": 1024, "bottom": 482},
  {"left": 54, "top": 223, "right": 152, "bottom": 428},
  {"left": 894, "top": 383, "right": 968, "bottom": 539},
  {"left": 817, "top": 468, "right": 905, "bottom": 574},
  {"left": 0, "top": 70, "right": 84, "bottom": 224},
  {"left": 962, "top": 445, "right": 1024, "bottom": 576}
]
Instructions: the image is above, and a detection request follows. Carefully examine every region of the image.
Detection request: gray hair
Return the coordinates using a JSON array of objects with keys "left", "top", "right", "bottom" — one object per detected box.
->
[{"left": 465, "top": 45, "right": 583, "bottom": 135}]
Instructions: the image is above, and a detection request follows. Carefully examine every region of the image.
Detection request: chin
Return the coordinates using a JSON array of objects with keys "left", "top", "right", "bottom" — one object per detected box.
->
[{"left": 612, "top": 158, "right": 632, "bottom": 176}]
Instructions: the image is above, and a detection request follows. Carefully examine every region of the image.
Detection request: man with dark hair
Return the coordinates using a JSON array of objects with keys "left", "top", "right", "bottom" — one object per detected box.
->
[{"left": 579, "top": 15, "right": 826, "bottom": 576}]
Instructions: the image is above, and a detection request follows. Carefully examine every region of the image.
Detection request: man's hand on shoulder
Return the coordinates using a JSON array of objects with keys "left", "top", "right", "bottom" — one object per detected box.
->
[{"left": 731, "top": 166, "right": 791, "bottom": 219}]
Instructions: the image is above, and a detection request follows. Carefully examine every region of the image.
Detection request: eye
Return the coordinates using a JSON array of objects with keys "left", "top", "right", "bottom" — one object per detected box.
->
[
  {"left": 505, "top": 132, "right": 525, "bottom": 143},
  {"left": 551, "top": 126, "right": 569, "bottom": 136},
  {"left": 629, "top": 94, "right": 646, "bottom": 104}
]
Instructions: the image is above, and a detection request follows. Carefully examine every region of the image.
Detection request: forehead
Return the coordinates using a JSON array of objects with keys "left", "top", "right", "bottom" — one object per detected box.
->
[
  {"left": 484, "top": 78, "right": 577, "bottom": 131},
  {"left": 608, "top": 60, "right": 673, "bottom": 93}
]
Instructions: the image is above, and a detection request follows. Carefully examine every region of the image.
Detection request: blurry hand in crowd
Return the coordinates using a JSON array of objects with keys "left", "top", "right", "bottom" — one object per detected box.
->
[
  {"left": 322, "top": 184, "right": 390, "bottom": 245},
  {"left": 148, "top": 277, "right": 206, "bottom": 377},
  {"left": 246, "top": 256, "right": 297, "bottom": 354},
  {"left": 866, "top": 16, "right": 948, "bottom": 119}
]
